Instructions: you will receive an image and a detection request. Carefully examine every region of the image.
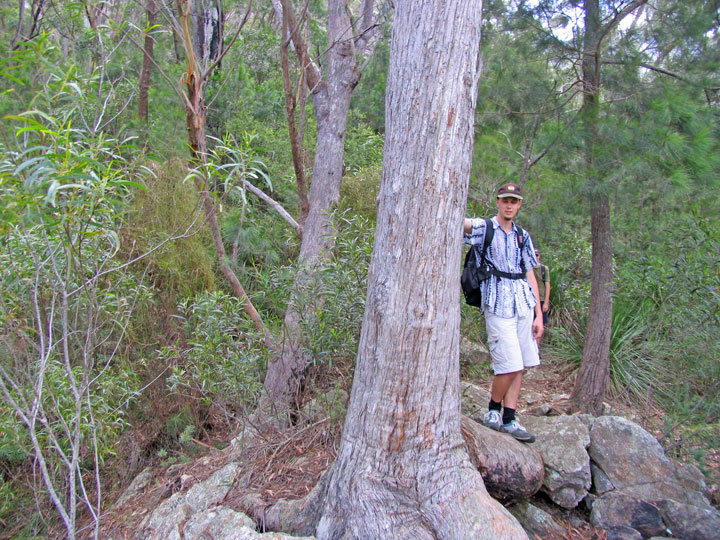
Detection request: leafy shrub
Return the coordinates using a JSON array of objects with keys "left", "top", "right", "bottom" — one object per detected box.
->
[
  {"left": 343, "top": 111, "right": 384, "bottom": 174},
  {"left": 263, "top": 207, "right": 375, "bottom": 372},
  {"left": 340, "top": 167, "right": 382, "bottom": 221},
  {"left": 294, "top": 209, "right": 375, "bottom": 368},
  {"left": 0, "top": 107, "right": 146, "bottom": 538},
  {"left": 122, "top": 158, "right": 216, "bottom": 302},
  {"left": 541, "top": 227, "right": 593, "bottom": 329},
  {"left": 163, "top": 291, "right": 266, "bottom": 413}
]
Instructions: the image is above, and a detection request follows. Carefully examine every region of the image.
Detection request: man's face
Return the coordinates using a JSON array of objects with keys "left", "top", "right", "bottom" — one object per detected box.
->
[{"left": 496, "top": 196, "right": 522, "bottom": 222}]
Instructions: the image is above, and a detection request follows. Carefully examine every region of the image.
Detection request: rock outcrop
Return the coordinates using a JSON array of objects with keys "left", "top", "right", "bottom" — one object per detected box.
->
[
  {"left": 521, "top": 414, "right": 592, "bottom": 508},
  {"left": 109, "top": 383, "right": 719, "bottom": 540},
  {"left": 461, "top": 416, "right": 544, "bottom": 501}
]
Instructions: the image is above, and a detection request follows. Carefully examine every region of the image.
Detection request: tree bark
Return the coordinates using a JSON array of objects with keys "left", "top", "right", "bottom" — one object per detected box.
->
[
  {"left": 190, "top": 0, "right": 223, "bottom": 73},
  {"left": 259, "top": 0, "right": 378, "bottom": 418},
  {"left": 138, "top": 0, "right": 157, "bottom": 126},
  {"left": 573, "top": 195, "right": 613, "bottom": 415},
  {"left": 315, "top": 2, "right": 527, "bottom": 538}
]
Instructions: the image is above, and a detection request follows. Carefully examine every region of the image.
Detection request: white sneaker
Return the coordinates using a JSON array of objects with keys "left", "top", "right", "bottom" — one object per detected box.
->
[
  {"left": 481, "top": 409, "right": 503, "bottom": 431},
  {"left": 500, "top": 419, "right": 536, "bottom": 443}
]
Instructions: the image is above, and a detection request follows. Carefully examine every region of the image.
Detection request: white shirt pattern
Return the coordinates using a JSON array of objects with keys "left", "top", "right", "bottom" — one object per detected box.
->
[{"left": 463, "top": 217, "right": 538, "bottom": 318}]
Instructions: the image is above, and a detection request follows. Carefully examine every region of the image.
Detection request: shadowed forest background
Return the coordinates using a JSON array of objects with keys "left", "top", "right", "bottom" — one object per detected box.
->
[{"left": 0, "top": 0, "right": 718, "bottom": 538}]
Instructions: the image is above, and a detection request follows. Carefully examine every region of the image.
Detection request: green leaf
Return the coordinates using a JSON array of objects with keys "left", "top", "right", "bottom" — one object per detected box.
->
[
  {"left": 13, "top": 156, "right": 49, "bottom": 177},
  {"left": 44, "top": 182, "right": 89, "bottom": 206},
  {"left": 110, "top": 180, "right": 149, "bottom": 191}
]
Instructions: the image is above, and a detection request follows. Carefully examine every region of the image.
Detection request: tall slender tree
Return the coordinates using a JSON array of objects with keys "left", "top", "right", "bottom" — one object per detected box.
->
[
  {"left": 138, "top": 0, "right": 158, "bottom": 131},
  {"left": 146, "top": 0, "right": 270, "bottom": 337},
  {"left": 314, "top": 1, "right": 528, "bottom": 538},
  {"left": 570, "top": 0, "right": 649, "bottom": 414},
  {"left": 260, "top": 0, "right": 381, "bottom": 418}
]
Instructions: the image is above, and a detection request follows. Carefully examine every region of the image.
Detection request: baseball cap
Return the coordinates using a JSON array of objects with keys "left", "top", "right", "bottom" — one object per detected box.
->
[{"left": 497, "top": 183, "right": 523, "bottom": 200}]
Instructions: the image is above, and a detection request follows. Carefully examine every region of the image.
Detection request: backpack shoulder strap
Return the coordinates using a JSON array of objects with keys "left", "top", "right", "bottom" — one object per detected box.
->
[
  {"left": 482, "top": 218, "right": 494, "bottom": 256},
  {"left": 541, "top": 264, "right": 546, "bottom": 281},
  {"left": 515, "top": 225, "right": 526, "bottom": 272}
]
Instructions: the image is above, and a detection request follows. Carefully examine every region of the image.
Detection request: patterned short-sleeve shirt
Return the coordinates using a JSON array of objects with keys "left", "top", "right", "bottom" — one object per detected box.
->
[{"left": 463, "top": 217, "right": 538, "bottom": 318}]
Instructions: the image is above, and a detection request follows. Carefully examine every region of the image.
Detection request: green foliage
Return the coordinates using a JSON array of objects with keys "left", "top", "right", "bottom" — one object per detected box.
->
[
  {"left": 630, "top": 212, "right": 719, "bottom": 385},
  {"left": 661, "top": 384, "right": 720, "bottom": 469},
  {"left": 606, "top": 299, "right": 673, "bottom": 405},
  {"left": 551, "top": 297, "right": 674, "bottom": 407},
  {"left": 288, "top": 209, "right": 375, "bottom": 368},
  {"left": 540, "top": 227, "right": 593, "bottom": 325},
  {"left": 340, "top": 166, "right": 382, "bottom": 220},
  {"left": 163, "top": 291, "right": 265, "bottom": 412},
  {"left": 213, "top": 25, "right": 295, "bottom": 187},
  {"left": 351, "top": 31, "right": 391, "bottom": 132},
  {"left": 195, "top": 133, "right": 300, "bottom": 315},
  {"left": 123, "top": 158, "right": 216, "bottom": 301},
  {"left": 210, "top": 26, "right": 285, "bottom": 130},
  {"left": 0, "top": 87, "right": 147, "bottom": 535},
  {"left": 343, "top": 110, "right": 385, "bottom": 173}
]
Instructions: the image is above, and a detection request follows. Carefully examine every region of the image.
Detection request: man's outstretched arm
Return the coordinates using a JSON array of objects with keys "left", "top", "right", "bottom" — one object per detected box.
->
[{"left": 463, "top": 217, "right": 473, "bottom": 234}]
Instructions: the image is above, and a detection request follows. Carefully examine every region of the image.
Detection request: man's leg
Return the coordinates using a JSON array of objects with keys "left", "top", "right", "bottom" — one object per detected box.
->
[
  {"left": 500, "top": 370, "right": 523, "bottom": 409},
  {"left": 482, "top": 370, "right": 521, "bottom": 430},
  {"left": 498, "top": 314, "right": 538, "bottom": 442},
  {"left": 490, "top": 370, "right": 522, "bottom": 405}
]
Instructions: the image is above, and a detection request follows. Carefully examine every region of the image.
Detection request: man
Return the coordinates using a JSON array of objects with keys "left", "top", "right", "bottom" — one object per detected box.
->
[
  {"left": 533, "top": 249, "right": 551, "bottom": 345},
  {"left": 463, "top": 183, "right": 543, "bottom": 443}
]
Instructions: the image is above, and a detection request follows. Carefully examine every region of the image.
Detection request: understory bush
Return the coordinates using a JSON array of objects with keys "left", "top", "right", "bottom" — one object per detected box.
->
[
  {"left": 162, "top": 291, "right": 266, "bottom": 414},
  {"left": 633, "top": 215, "right": 720, "bottom": 461},
  {"left": 123, "top": 158, "right": 217, "bottom": 302},
  {"left": 550, "top": 297, "right": 674, "bottom": 408},
  {"left": 340, "top": 167, "right": 382, "bottom": 221},
  {"left": 0, "top": 110, "right": 147, "bottom": 538},
  {"left": 278, "top": 208, "right": 375, "bottom": 370}
]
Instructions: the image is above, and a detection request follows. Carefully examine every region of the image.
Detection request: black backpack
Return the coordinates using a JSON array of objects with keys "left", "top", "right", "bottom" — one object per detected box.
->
[{"left": 461, "top": 219, "right": 526, "bottom": 308}]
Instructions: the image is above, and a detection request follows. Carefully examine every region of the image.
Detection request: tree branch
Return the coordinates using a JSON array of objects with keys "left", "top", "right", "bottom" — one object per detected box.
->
[
  {"left": 242, "top": 180, "right": 303, "bottom": 237},
  {"left": 276, "top": 0, "right": 322, "bottom": 92},
  {"left": 125, "top": 31, "right": 185, "bottom": 105},
  {"left": 597, "top": 0, "right": 649, "bottom": 50},
  {"left": 603, "top": 58, "right": 720, "bottom": 90}
]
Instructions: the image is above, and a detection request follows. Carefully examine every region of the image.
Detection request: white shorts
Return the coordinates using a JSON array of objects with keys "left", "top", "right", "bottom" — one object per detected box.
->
[{"left": 484, "top": 310, "right": 540, "bottom": 375}]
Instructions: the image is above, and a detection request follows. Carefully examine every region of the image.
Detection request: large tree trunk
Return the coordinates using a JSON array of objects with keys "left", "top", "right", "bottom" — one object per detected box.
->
[
  {"left": 315, "top": 2, "right": 527, "bottom": 538},
  {"left": 260, "top": 0, "right": 377, "bottom": 418}
]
